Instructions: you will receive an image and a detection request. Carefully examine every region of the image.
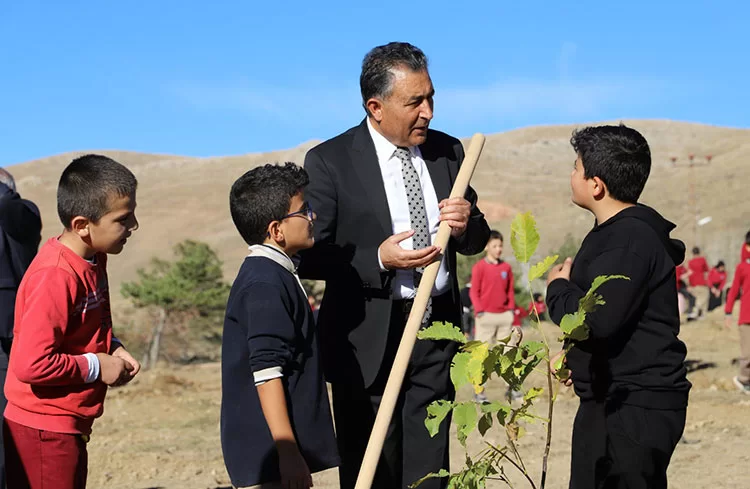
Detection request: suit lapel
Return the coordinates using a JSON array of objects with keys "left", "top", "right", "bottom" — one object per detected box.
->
[{"left": 351, "top": 120, "right": 393, "bottom": 237}]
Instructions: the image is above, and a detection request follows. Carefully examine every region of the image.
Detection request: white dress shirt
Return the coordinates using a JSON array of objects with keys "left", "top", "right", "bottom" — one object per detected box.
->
[{"left": 367, "top": 118, "right": 451, "bottom": 299}]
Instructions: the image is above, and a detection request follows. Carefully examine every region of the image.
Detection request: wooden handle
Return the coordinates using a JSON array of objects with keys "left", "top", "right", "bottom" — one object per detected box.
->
[{"left": 354, "top": 133, "right": 486, "bottom": 489}]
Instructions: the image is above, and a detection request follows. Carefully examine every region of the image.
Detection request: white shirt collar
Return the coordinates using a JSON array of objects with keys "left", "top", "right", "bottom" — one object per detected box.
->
[
  {"left": 247, "top": 244, "right": 296, "bottom": 275},
  {"left": 366, "top": 117, "right": 420, "bottom": 162}
]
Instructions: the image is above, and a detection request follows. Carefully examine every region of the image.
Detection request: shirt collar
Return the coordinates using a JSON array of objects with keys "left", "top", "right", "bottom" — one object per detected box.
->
[
  {"left": 366, "top": 117, "right": 420, "bottom": 163},
  {"left": 247, "top": 244, "right": 296, "bottom": 275}
]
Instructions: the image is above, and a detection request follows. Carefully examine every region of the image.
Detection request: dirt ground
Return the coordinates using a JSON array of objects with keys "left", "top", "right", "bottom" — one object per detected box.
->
[{"left": 88, "top": 310, "right": 749, "bottom": 489}]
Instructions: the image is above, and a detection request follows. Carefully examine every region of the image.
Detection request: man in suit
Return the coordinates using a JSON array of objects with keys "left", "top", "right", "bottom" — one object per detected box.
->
[
  {"left": 298, "top": 42, "right": 490, "bottom": 489},
  {"left": 0, "top": 167, "right": 42, "bottom": 488}
]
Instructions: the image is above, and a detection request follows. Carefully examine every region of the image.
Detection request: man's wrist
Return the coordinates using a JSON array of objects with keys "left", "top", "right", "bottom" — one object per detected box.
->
[{"left": 377, "top": 247, "right": 388, "bottom": 272}]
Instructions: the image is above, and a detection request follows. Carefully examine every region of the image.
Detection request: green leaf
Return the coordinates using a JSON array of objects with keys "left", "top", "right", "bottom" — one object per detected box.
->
[
  {"left": 467, "top": 342, "right": 490, "bottom": 390},
  {"left": 552, "top": 353, "right": 565, "bottom": 372},
  {"left": 450, "top": 352, "right": 472, "bottom": 390},
  {"left": 524, "top": 387, "right": 544, "bottom": 402},
  {"left": 498, "top": 350, "right": 514, "bottom": 374},
  {"left": 408, "top": 469, "right": 450, "bottom": 488},
  {"left": 510, "top": 212, "right": 540, "bottom": 264},
  {"left": 556, "top": 367, "right": 571, "bottom": 381},
  {"left": 478, "top": 401, "right": 511, "bottom": 426},
  {"left": 560, "top": 311, "right": 590, "bottom": 341},
  {"left": 521, "top": 340, "right": 546, "bottom": 357},
  {"left": 424, "top": 400, "right": 453, "bottom": 437},
  {"left": 461, "top": 340, "right": 485, "bottom": 352},
  {"left": 453, "top": 402, "right": 478, "bottom": 446},
  {"left": 418, "top": 321, "right": 467, "bottom": 344},
  {"left": 478, "top": 412, "right": 493, "bottom": 436},
  {"left": 528, "top": 254, "right": 559, "bottom": 281},
  {"left": 589, "top": 274, "right": 629, "bottom": 295}
]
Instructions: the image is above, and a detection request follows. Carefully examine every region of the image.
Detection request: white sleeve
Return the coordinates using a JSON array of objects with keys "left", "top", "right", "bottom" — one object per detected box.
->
[{"left": 253, "top": 366, "right": 284, "bottom": 386}]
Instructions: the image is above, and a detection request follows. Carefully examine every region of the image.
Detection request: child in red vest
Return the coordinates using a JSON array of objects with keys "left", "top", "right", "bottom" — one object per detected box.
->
[
  {"left": 725, "top": 247, "right": 750, "bottom": 394},
  {"left": 4, "top": 155, "right": 141, "bottom": 489}
]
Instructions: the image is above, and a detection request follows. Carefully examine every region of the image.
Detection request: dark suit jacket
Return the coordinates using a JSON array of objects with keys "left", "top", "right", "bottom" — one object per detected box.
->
[
  {"left": 0, "top": 183, "right": 42, "bottom": 341},
  {"left": 298, "top": 120, "right": 490, "bottom": 387}
]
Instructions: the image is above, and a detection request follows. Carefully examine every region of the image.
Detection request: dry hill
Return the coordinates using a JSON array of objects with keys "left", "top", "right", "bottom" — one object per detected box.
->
[{"left": 9, "top": 120, "right": 750, "bottom": 297}]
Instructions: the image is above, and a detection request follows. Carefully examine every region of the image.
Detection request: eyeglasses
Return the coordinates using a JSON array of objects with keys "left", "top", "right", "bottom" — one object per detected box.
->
[{"left": 280, "top": 201, "right": 315, "bottom": 222}]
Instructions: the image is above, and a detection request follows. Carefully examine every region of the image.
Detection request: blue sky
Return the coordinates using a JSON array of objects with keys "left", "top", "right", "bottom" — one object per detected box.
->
[{"left": 1, "top": 0, "right": 747, "bottom": 165}]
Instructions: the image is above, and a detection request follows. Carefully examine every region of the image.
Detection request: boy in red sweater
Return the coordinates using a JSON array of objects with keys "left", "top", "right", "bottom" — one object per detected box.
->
[
  {"left": 469, "top": 230, "right": 520, "bottom": 402},
  {"left": 687, "top": 246, "right": 710, "bottom": 317},
  {"left": 3, "top": 155, "right": 140, "bottom": 489},
  {"left": 725, "top": 249, "right": 750, "bottom": 394}
]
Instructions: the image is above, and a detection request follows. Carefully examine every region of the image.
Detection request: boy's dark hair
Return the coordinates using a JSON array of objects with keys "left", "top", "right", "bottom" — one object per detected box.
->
[
  {"left": 716, "top": 260, "right": 725, "bottom": 268},
  {"left": 692, "top": 247, "right": 701, "bottom": 255},
  {"left": 745, "top": 230, "right": 750, "bottom": 245},
  {"left": 488, "top": 230, "right": 503, "bottom": 242},
  {"left": 533, "top": 292, "right": 544, "bottom": 302},
  {"left": 570, "top": 124, "right": 651, "bottom": 204},
  {"left": 229, "top": 162, "right": 309, "bottom": 245},
  {"left": 58, "top": 154, "right": 138, "bottom": 228}
]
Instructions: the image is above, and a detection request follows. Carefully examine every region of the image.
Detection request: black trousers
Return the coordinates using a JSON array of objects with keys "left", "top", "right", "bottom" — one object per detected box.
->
[
  {"left": 570, "top": 401, "right": 686, "bottom": 489},
  {"left": 332, "top": 294, "right": 459, "bottom": 489}
]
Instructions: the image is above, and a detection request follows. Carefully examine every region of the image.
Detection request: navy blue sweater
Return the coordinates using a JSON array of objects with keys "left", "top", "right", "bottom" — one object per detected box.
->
[{"left": 220, "top": 255, "right": 338, "bottom": 487}]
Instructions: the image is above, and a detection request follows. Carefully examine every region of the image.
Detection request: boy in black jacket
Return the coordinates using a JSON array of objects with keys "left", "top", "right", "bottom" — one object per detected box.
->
[
  {"left": 545, "top": 125, "right": 691, "bottom": 489},
  {"left": 221, "top": 163, "right": 338, "bottom": 489}
]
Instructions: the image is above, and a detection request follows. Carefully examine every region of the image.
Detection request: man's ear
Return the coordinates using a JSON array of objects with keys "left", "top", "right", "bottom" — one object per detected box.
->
[
  {"left": 70, "top": 216, "right": 91, "bottom": 238},
  {"left": 366, "top": 98, "right": 384, "bottom": 122},
  {"left": 591, "top": 176, "right": 607, "bottom": 200}
]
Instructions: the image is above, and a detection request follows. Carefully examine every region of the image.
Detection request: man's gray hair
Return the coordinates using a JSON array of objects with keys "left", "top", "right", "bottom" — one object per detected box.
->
[
  {"left": 360, "top": 42, "right": 429, "bottom": 115},
  {"left": 0, "top": 167, "right": 16, "bottom": 192}
]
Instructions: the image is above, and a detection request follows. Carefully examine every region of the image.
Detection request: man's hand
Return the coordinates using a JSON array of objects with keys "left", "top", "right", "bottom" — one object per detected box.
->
[
  {"left": 379, "top": 230, "right": 441, "bottom": 270},
  {"left": 549, "top": 350, "right": 572, "bottom": 387},
  {"left": 96, "top": 353, "right": 133, "bottom": 386},
  {"left": 111, "top": 345, "right": 141, "bottom": 386},
  {"left": 278, "top": 442, "right": 313, "bottom": 489},
  {"left": 438, "top": 197, "right": 471, "bottom": 239},
  {"left": 725, "top": 316, "right": 734, "bottom": 330},
  {"left": 547, "top": 257, "right": 573, "bottom": 285}
]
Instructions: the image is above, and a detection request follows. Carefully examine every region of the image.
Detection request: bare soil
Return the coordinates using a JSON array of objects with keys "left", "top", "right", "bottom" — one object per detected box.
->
[{"left": 88, "top": 309, "right": 750, "bottom": 489}]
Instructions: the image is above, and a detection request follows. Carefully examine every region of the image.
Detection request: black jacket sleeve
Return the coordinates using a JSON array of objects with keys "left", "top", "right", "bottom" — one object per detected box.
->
[
  {"left": 546, "top": 247, "right": 649, "bottom": 340},
  {"left": 297, "top": 150, "right": 382, "bottom": 281}
]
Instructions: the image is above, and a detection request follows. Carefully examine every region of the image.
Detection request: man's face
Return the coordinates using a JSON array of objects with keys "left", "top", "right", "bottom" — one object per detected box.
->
[{"left": 369, "top": 67, "right": 434, "bottom": 147}]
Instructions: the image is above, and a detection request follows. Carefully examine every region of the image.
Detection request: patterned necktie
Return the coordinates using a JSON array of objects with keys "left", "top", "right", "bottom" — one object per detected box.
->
[{"left": 395, "top": 147, "right": 432, "bottom": 324}]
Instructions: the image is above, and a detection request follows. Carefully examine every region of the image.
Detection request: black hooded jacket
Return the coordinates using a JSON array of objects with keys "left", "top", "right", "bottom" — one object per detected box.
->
[
  {"left": 546, "top": 204, "right": 691, "bottom": 409},
  {"left": 0, "top": 182, "right": 42, "bottom": 340}
]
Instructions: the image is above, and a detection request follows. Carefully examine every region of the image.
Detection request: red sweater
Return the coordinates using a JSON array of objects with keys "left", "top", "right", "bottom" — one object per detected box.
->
[
  {"left": 4, "top": 238, "right": 113, "bottom": 435},
  {"left": 469, "top": 258, "right": 515, "bottom": 314},
  {"left": 676, "top": 265, "right": 688, "bottom": 290},
  {"left": 688, "top": 257, "right": 709, "bottom": 286},
  {"left": 708, "top": 268, "right": 727, "bottom": 290},
  {"left": 726, "top": 261, "right": 750, "bottom": 325}
]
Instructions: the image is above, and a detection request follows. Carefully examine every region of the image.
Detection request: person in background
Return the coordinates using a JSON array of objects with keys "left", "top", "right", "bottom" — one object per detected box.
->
[
  {"left": 725, "top": 248, "right": 750, "bottom": 394},
  {"left": 687, "top": 246, "right": 710, "bottom": 318},
  {"left": 708, "top": 260, "right": 727, "bottom": 312},
  {"left": 459, "top": 279, "right": 474, "bottom": 340},
  {"left": 0, "top": 167, "right": 42, "bottom": 488}
]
